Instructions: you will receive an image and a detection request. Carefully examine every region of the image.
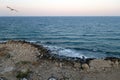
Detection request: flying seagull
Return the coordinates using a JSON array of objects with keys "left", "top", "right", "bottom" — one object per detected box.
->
[{"left": 7, "top": 6, "right": 18, "bottom": 12}]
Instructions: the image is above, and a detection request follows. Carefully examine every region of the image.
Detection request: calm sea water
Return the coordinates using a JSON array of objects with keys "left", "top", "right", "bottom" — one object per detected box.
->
[{"left": 0, "top": 16, "right": 120, "bottom": 58}]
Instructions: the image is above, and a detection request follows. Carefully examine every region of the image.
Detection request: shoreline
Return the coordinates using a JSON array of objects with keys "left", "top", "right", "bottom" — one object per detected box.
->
[
  {"left": 1, "top": 40, "right": 120, "bottom": 59},
  {"left": 0, "top": 40, "right": 120, "bottom": 80}
]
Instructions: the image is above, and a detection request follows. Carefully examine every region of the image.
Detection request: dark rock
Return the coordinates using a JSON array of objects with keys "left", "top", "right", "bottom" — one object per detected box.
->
[
  {"left": 0, "top": 77, "right": 8, "bottom": 80},
  {"left": 104, "top": 57, "right": 120, "bottom": 62}
]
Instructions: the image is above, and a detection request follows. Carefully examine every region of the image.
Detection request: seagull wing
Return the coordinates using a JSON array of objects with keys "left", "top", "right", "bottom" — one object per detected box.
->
[
  {"left": 7, "top": 6, "right": 12, "bottom": 9},
  {"left": 7, "top": 6, "right": 18, "bottom": 12}
]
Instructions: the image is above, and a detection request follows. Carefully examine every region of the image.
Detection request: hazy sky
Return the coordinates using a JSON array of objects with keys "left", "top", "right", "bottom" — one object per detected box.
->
[{"left": 0, "top": 0, "right": 120, "bottom": 16}]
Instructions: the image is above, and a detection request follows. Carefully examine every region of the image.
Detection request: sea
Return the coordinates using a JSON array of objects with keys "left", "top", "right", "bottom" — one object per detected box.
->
[{"left": 0, "top": 16, "right": 120, "bottom": 58}]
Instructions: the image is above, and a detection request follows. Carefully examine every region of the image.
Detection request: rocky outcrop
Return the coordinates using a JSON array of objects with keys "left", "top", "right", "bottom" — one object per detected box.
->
[
  {"left": 0, "top": 40, "right": 49, "bottom": 80},
  {"left": 0, "top": 40, "right": 120, "bottom": 80},
  {"left": 89, "top": 59, "right": 112, "bottom": 71},
  {"left": 105, "top": 57, "right": 120, "bottom": 68},
  {"left": 0, "top": 40, "right": 49, "bottom": 63}
]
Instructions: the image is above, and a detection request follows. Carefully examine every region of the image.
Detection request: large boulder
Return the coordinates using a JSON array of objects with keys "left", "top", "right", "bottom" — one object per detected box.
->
[{"left": 81, "top": 63, "right": 89, "bottom": 71}]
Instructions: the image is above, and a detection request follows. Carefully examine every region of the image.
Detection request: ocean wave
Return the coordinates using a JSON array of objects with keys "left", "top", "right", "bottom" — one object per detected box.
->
[
  {"left": 42, "top": 43, "right": 120, "bottom": 58},
  {"left": 0, "top": 40, "right": 120, "bottom": 58},
  {"left": 29, "top": 40, "right": 120, "bottom": 58},
  {"left": 43, "top": 45, "right": 111, "bottom": 58},
  {"left": 0, "top": 41, "right": 7, "bottom": 43},
  {"left": 69, "top": 47, "right": 120, "bottom": 57},
  {"left": 44, "top": 45, "right": 87, "bottom": 58}
]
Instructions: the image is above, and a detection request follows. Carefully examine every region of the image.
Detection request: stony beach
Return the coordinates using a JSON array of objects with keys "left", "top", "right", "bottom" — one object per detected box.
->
[{"left": 0, "top": 40, "right": 120, "bottom": 80}]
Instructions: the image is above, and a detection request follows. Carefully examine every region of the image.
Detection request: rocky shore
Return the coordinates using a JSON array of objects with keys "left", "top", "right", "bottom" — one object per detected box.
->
[{"left": 0, "top": 40, "right": 120, "bottom": 80}]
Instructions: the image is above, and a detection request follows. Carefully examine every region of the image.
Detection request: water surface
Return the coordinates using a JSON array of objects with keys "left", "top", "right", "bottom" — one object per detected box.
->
[{"left": 0, "top": 16, "right": 120, "bottom": 58}]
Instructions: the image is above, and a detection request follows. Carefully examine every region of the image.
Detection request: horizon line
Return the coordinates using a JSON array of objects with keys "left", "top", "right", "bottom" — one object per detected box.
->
[{"left": 0, "top": 15, "right": 120, "bottom": 17}]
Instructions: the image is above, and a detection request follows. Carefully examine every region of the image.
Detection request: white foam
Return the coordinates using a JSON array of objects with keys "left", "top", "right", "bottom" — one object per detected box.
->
[
  {"left": 0, "top": 41, "right": 7, "bottom": 43},
  {"left": 44, "top": 44, "right": 114, "bottom": 58},
  {"left": 28, "top": 40, "right": 37, "bottom": 43},
  {"left": 44, "top": 45, "right": 88, "bottom": 58}
]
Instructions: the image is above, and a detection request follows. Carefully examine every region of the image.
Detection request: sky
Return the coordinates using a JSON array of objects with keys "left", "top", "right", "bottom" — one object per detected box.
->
[{"left": 0, "top": 0, "right": 120, "bottom": 16}]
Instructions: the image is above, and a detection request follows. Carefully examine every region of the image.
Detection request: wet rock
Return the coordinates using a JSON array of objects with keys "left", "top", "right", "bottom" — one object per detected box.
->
[
  {"left": 104, "top": 57, "right": 120, "bottom": 62},
  {"left": 86, "top": 58, "right": 96, "bottom": 64}
]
